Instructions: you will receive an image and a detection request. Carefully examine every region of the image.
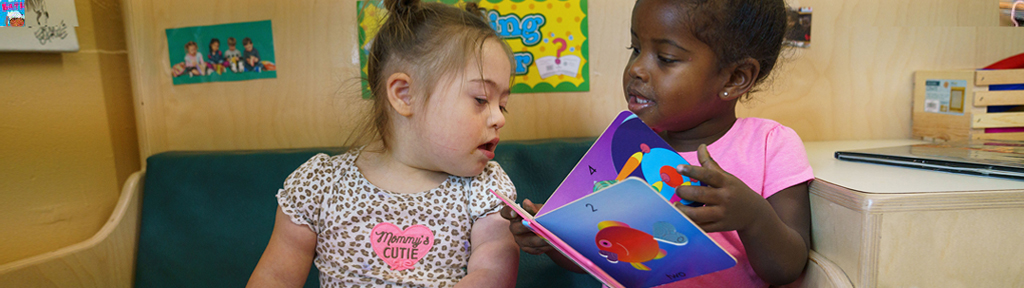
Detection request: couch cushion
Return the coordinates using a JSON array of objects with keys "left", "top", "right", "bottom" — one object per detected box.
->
[
  {"left": 136, "top": 138, "right": 598, "bottom": 288},
  {"left": 136, "top": 148, "right": 346, "bottom": 288}
]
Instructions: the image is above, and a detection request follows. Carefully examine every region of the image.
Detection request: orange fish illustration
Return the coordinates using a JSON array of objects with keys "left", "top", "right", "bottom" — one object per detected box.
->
[{"left": 595, "top": 221, "right": 666, "bottom": 271}]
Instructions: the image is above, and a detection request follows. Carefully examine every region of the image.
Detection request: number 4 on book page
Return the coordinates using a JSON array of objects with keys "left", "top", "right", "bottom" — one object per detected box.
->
[{"left": 539, "top": 111, "right": 704, "bottom": 216}]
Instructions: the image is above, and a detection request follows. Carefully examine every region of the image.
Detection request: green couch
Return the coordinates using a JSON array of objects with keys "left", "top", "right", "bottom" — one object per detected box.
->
[
  {"left": 0, "top": 137, "right": 851, "bottom": 288},
  {"left": 134, "top": 138, "right": 601, "bottom": 288}
]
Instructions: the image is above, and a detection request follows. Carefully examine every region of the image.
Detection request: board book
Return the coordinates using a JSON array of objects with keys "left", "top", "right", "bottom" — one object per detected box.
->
[{"left": 492, "top": 111, "right": 736, "bottom": 288}]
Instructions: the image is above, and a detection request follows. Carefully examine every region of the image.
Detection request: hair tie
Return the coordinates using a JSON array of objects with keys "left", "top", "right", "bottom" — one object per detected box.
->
[
  {"left": 1013, "top": 1, "right": 1023, "bottom": 27},
  {"left": 463, "top": 2, "right": 485, "bottom": 18},
  {"left": 386, "top": 0, "right": 419, "bottom": 18}
]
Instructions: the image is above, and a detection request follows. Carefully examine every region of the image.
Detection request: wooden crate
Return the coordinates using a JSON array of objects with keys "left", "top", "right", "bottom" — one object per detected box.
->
[{"left": 913, "top": 69, "right": 1024, "bottom": 141}]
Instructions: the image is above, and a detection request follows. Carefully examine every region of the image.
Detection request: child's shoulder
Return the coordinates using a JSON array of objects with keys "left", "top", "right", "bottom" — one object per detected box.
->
[
  {"left": 287, "top": 151, "right": 354, "bottom": 183},
  {"left": 735, "top": 117, "right": 798, "bottom": 136},
  {"left": 475, "top": 161, "right": 508, "bottom": 179},
  {"left": 727, "top": 117, "right": 805, "bottom": 150},
  {"left": 469, "top": 161, "right": 515, "bottom": 190},
  {"left": 736, "top": 117, "right": 785, "bottom": 129}
]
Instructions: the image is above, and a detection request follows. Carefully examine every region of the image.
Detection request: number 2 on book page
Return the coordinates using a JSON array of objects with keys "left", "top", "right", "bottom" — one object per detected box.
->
[{"left": 585, "top": 203, "right": 598, "bottom": 212}]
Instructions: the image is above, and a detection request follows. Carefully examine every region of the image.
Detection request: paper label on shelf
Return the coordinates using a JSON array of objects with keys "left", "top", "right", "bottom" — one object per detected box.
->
[{"left": 924, "top": 79, "right": 967, "bottom": 116}]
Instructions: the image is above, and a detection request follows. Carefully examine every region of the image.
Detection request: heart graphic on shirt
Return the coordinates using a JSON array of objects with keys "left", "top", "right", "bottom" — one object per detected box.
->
[{"left": 370, "top": 222, "right": 434, "bottom": 271}]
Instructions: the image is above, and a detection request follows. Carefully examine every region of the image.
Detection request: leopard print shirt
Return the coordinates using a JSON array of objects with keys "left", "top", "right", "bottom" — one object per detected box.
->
[{"left": 276, "top": 148, "right": 517, "bottom": 288}]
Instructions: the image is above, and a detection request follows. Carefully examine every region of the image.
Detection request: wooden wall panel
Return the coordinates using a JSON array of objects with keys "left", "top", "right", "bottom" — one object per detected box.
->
[
  {"left": 124, "top": 0, "right": 1024, "bottom": 159},
  {"left": 738, "top": 0, "right": 1022, "bottom": 141}
]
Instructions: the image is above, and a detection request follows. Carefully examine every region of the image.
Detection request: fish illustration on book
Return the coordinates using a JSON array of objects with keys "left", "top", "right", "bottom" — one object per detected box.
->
[
  {"left": 595, "top": 220, "right": 691, "bottom": 271},
  {"left": 596, "top": 221, "right": 667, "bottom": 271}
]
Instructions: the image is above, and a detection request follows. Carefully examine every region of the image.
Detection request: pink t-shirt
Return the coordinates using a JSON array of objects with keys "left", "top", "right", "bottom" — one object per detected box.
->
[{"left": 661, "top": 117, "right": 814, "bottom": 288}]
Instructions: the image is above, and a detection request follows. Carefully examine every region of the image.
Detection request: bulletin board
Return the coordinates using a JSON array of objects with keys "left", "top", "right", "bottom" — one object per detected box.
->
[{"left": 357, "top": 0, "right": 589, "bottom": 97}]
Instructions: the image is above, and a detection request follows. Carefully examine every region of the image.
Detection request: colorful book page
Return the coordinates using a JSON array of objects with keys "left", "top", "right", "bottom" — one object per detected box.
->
[
  {"left": 536, "top": 178, "right": 736, "bottom": 288},
  {"left": 538, "top": 111, "right": 700, "bottom": 216},
  {"left": 488, "top": 189, "right": 624, "bottom": 288}
]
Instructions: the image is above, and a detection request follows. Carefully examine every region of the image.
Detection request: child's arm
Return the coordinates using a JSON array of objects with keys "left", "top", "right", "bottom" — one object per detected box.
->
[
  {"left": 247, "top": 207, "right": 317, "bottom": 288},
  {"left": 499, "top": 200, "right": 585, "bottom": 273},
  {"left": 455, "top": 212, "right": 519, "bottom": 288},
  {"left": 674, "top": 144, "right": 810, "bottom": 285}
]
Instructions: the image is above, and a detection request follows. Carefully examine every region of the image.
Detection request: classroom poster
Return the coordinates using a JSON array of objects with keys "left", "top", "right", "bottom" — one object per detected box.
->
[
  {"left": 357, "top": 0, "right": 589, "bottom": 98},
  {"left": 165, "top": 20, "right": 277, "bottom": 85},
  {"left": 0, "top": 0, "right": 79, "bottom": 52},
  {"left": 2, "top": 0, "right": 25, "bottom": 27}
]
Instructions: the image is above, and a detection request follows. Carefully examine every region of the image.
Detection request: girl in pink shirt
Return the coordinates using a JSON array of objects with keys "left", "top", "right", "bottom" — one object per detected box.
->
[{"left": 502, "top": 0, "right": 813, "bottom": 286}]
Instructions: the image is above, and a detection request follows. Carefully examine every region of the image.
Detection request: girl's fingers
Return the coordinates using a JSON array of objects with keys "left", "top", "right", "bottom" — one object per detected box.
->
[
  {"left": 522, "top": 246, "right": 551, "bottom": 255},
  {"left": 697, "top": 221, "right": 728, "bottom": 233},
  {"left": 676, "top": 164, "right": 726, "bottom": 188},
  {"left": 674, "top": 204, "right": 724, "bottom": 226},
  {"left": 508, "top": 220, "right": 533, "bottom": 235},
  {"left": 523, "top": 199, "right": 543, "bottom": 215},
  {"left": 696, "top": 144, "right": 724, "bottom": 172},
  {"left": 499, "top": 205, "right": 520, "bottom": 220},
  {"left": 675, "top": 184, "right": 720, "bottom": 205}
]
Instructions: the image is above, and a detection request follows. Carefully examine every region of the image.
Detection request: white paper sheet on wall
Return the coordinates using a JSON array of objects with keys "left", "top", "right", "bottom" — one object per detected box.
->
[{"left": 0, "top": 0, "right": 79, "bottom": 52}]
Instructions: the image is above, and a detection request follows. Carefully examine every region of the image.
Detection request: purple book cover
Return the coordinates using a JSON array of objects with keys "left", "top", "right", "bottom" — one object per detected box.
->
[{"left": 538, "top": 111, "right": 701, "bottom": 216}]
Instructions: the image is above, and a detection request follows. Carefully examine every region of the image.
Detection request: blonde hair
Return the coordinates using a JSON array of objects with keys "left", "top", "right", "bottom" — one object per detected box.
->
[{"left": 353, "top": 0, "right": 514, "bottom": 151}]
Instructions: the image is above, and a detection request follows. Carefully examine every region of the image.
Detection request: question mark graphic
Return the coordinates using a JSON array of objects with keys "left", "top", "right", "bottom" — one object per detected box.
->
[{"left": 553, "top": 38, "right": 567, "bottom": 64}]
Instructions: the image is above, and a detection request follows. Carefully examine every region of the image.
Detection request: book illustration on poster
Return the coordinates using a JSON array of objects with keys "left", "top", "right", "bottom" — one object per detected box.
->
[
  {"left": 491, "top": 179, "right": 736, "bottom": 288},
  {"left": 492, "top": 111, "right": 736, "bottom": 288}
]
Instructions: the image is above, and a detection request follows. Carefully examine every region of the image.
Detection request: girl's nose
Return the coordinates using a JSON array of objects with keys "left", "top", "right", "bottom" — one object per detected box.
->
[
  {"left": 626, "top": 63, "right": 643, "bottom": 83},
  {"left": 627, "top": 59, "right": 649, "bottom": 82},
  {"left": 490, "top": 104, "right": 506, "bottom": 130}
]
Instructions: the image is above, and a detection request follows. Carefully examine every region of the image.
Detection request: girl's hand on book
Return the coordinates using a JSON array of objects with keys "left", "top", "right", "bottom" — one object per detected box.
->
[
  {"left": 673, "top": 144, "right": 774, "bottom": 233},
  {"left": 499, "top": 199, "right": 552, "bottom": 255}
]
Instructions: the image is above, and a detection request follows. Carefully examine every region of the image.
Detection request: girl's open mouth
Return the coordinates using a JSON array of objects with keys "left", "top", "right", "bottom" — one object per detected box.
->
[
  {"left": 478, "top": 138, "right": 499, "bottom": 159},
  {"left": 628, "top": 91, "right": 655, "bottom": 112}
]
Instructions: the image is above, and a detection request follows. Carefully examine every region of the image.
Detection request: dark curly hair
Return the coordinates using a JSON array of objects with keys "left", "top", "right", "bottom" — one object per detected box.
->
[{"left": 671, "top": 0, "right": 788, "bottom": 96}]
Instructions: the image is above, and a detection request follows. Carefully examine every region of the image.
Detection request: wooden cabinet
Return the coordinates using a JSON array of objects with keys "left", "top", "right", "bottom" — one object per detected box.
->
[{"left": 805, "top": 140, "right": 1024, "bottom": 287}]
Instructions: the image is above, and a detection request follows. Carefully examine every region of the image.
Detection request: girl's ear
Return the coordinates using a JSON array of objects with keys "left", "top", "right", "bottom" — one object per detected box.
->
[
  {"left": 386, "top": 73, "right": 414, "bottom": 117},
  {"left": 721, "top": 58, "right": 760, "bottom": 101}
]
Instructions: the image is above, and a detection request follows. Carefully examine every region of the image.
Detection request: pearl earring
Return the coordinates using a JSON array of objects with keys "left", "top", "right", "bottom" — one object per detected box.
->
[{"left": 722, "top": 92, "right": 729, "bottom": 97}]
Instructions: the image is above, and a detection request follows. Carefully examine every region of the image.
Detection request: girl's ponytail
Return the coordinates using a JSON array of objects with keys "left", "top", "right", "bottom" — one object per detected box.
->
[
  {"left": 384, "top": 0, "right": 419, "bottom": 19},
  {"left": 463, "top": 2, "right": 484, "bottom": 18}
]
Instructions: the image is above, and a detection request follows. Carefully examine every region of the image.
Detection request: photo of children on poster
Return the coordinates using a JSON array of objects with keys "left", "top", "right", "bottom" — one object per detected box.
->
[{"left": 166, "top": 20, "right": 277, "bottom": 85}]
